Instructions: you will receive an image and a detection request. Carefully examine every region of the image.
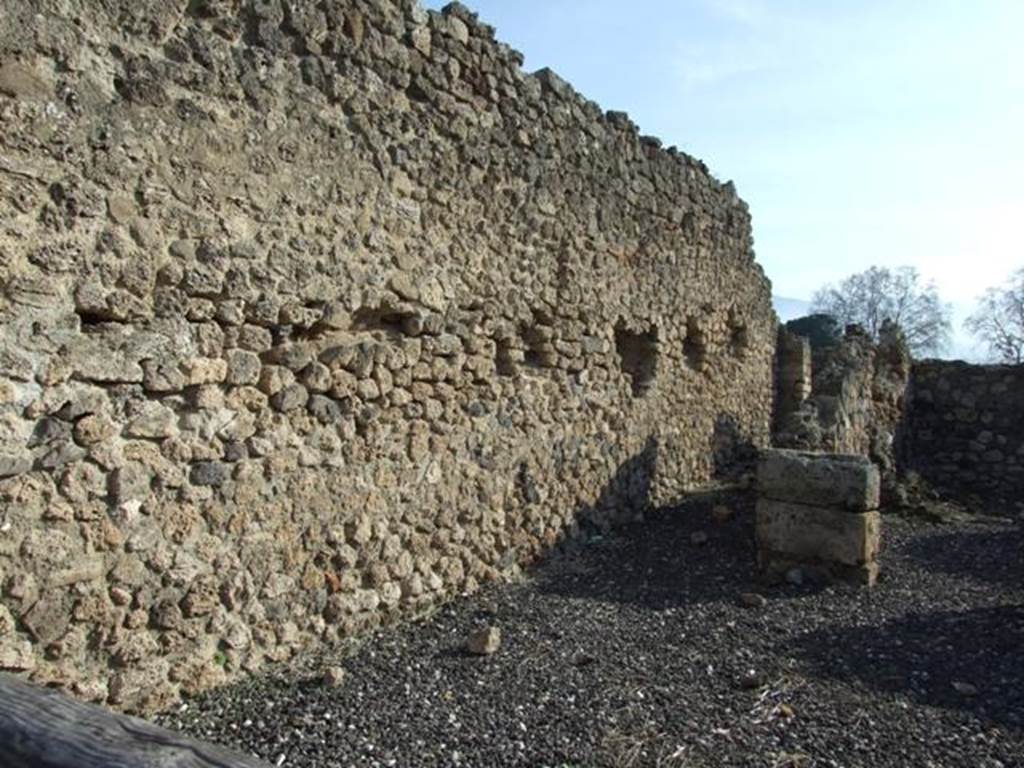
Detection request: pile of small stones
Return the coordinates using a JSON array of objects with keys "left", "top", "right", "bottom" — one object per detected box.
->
[{"left": 160, "top": 492, "right": 1024, "bottom": 767}]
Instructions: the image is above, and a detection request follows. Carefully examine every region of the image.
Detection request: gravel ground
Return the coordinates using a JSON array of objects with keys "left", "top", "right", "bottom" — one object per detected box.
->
[{"left": 159, "top": 492, "right": 1024, "bottom": 768}]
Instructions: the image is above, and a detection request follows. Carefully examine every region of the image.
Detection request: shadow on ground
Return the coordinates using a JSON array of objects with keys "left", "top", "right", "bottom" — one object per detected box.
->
[
  {"left": 794, "top": 604, "right": 1024, "bottom": 730},
  {"left": 535, "top": 488, "right": 763, "bottom": 610},
  {"left": 903, "top": 524, "right": 1024, "bottom": 587},
  {"left": 161, "top": 473, "right": 1024, "bottom": 767}
]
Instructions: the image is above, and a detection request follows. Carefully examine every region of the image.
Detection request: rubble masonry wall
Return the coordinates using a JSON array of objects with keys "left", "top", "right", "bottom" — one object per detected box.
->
[
  {"left": 0, "top": 0, "right": 775, "bottom": 710},
  {"left": 903, "top": 361, "right": 1024, "bottom": 508}
]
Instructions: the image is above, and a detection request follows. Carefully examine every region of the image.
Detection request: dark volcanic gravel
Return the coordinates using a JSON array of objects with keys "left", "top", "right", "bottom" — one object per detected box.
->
[{"left": 158, "top": 493, "right": 1024, "bottom": 768}]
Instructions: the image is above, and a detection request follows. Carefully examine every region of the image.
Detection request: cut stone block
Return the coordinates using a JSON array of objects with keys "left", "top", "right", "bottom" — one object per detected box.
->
[
  {"left": 755, "top": 499, "right": 880, "bottom": 567},
  {"left": 758, "top": 449, "right": 880, "bottom": 511}
]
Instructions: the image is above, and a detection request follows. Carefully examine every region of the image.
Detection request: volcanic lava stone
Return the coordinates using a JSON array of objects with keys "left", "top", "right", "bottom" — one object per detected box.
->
[{"left": 189, "top": 461, "right": 228, "bottom": 487}]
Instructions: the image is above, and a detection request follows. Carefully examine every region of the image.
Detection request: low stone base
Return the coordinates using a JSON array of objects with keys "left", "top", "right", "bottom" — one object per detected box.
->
[
  {"left": 755, "top": 449, "right": 882, "bottom": 587},
  {"left": 755, "top": 500, "right": 881, "bottom": 566}
]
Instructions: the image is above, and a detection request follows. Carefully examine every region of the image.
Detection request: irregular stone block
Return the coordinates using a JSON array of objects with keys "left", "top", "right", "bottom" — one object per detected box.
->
[
  {"left": 49, "top": 555, "right": 106, "bottom": 588},
  {"left": 188, "top": 385, "right": 223, "bottom": 410},
  {"left": 142, "top": 360, "right": 186, "bottom": 393},
  {"left": 308, "top": 395, "right": 343, "bottom": 425},
  {"left": 72, "top": 354, "right": 144, "bottom": 385},
  {"left": 265, "top": 343, "right": 314, "bottom": 371},
  {"left": 110, "top": 463, "right": 153, "bottom": 504},
  {"left": 54, "top": 389, "right": 108, "bottom": 422},
  {"left": 217, "top": 411, "right": 256, "bottom": 442},
  {"left": 271, "top": 383, "right": 309, "bottom": 412},
  {"left": 181, "top": 358, "right": 228, "bottom": 386},
  {"left": 258, "top": 365, "right": 294, "bottom": 396},
  {"left": 28, "top": 418, "right": 71, "bottom": 448},
  {"left": 189, "top": 461, "right": 228, "bottom": 487},
  {"left": 0, "top": 348, "right": 33, "bottom": 381},
  {"left": 758, "top": 449, "right": 880, "bottom": 511},
  {"left": 35, "top": 441, "right": 88, "bottom": 470},
  {"left": 5, "top": 276, "right": 62, "bottom": 309},
  {"left": 756, "top": 499, "right": 880, "bottom": 567},
  {"left": 466, "top": 626, "right": 501, "bottom": 656},
  {"left": 0, "top": 58, "right": 54, "bottom": 100},
  {"left": 301, "top": 362, "right": 332, "bottom": 393},
  {"left": 0, "top": 638, "right": 36, "bottom": 671},
  {"left": 0, "top": 455, "right": 32, "bottom": 479},
  {"left": 21, "top": 595, "right": 70, "bottom": 644},
  {"left": 225, "top": 349, "right": 261, "bottom": 386},
  {"left": 73, "top": 414, "right": 116, "bottom": 446},
  {"left": 125, "top": 401, "right": 178, "bottom": 439},
  {"left": 0, "top": 604, "right": 14, "bottom": 635}
]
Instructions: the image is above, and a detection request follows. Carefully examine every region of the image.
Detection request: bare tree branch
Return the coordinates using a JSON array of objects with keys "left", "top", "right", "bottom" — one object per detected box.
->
[
  {"left": 965, "top": 267, "right": 1024, "bottom": 364},
  {"left": 810, "top": 266, "right": 952, "bottom": 357}
]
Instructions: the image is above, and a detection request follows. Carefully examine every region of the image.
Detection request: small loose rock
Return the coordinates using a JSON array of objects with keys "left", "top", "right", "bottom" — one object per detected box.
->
[
  {"left": 322, "top": 666, "right": 346, "bottom": 688},
  {"left": 740, "top": 592, "right": 768, "bottom": 608},
  {"left": 712, "top": 505, "right": 734, "bottom": 524},
  {"left": 466, "top": 626, "right": 501, "bottom": 656},
  {"left": 740, "top": 669, "right": 766, "bottom": 690},
  {"left": 952, "top": 681, "right": 979, "bottom": 697}
]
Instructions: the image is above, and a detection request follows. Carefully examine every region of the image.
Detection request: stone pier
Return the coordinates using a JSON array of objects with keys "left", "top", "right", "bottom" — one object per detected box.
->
[{"left": 756, "top": 449, "right": 881, "bottom": 586}]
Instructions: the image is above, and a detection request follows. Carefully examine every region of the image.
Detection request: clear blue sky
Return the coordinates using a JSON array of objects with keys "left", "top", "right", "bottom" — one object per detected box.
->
[{"left": 423, "top": 0, "right": 1024, "bottom": 311}]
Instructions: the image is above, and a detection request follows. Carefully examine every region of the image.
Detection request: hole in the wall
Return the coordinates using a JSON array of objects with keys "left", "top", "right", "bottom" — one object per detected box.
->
[
  {"left": 185, "top": 0, "right": 216, "bottom": 17},
  {"left": 729, "top": 321, "right": 750, "bottom": 358},
  {"left": 727, "top": 308, "right": 750, "bottom": 358},
  {"left": 291, "top": 324, "right": 324, "bottom": 341},
  {"left": 684, "top": 317, "right": 706, "bottom": 371},
  {"left": 615, "top": 322, "right": 659, "bottom": 397},
  {"left": 682, "top": 211, "right": 697, "bottom": 236},
  {"left": 712, "top": 413, "right": 757, "bottom": 480},
  {"left": 516, "top": 462, "right": 541, "bottom": 505},
  {"left": 523, "top": 347, "right": 545, "bottom": 370},
  {"left": 351, "top": 306, "right": 416, "bottom": 339},
  {"left": 495, "top": 339, "right": 518, "bottom": 377},
  {"left": 77, "top": 311, "right": 108, "bottom": 327},
  {"left": 521, "top": 325, "right": 554, "bottom": 370},
  {"left": 406, "top": 77, "right": 433, "bottom": 104},
  {"left": 76, "top": 309, "right": 121, "bottom": 332}
]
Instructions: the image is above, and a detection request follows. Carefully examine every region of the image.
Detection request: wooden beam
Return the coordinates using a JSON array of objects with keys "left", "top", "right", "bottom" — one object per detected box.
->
[{"left": 0, "top": 673, "right": 272, "bottom": 768}]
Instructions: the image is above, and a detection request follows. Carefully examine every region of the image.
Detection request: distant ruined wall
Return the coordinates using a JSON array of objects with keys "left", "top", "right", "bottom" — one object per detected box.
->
[
  {"left": 0, "top": 1, "right": 775, "bottom": 710},
  {"left": 902, "top": 362, "right": 1024, "bottom": 508},
  {"left": 773, "top": 325, "right": 911, "bottom": 483}
]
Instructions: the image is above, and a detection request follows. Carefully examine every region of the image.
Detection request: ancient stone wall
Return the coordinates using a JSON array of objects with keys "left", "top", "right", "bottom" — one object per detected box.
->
[
  {"left": 773, "top": 329, "right": 812, "bottom": 433},
  {"left": 0, "top": 1, "right": 775, "bottom": 710},
  {"left": 902, "top": 362, "right": 1024, "bottom": 509},
  {"left": 773, "top": 325, "right": 911, "bottom": 484}
]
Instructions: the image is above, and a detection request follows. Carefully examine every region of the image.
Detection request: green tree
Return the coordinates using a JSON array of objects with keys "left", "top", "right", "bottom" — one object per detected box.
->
[{"left": 785, "top": 313, "right": 842, "bottom": 350}]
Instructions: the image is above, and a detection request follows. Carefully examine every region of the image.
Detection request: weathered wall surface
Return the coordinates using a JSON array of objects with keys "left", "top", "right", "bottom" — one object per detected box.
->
[
  {"left": 902, "top": 362, "right": 1024, "bottom": 508},
  {"left": 0, "top": 0, "right": 775, "bottom": 710},
  {"left": 773, "top": 325, "right": 911, "bottom": 484}
]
